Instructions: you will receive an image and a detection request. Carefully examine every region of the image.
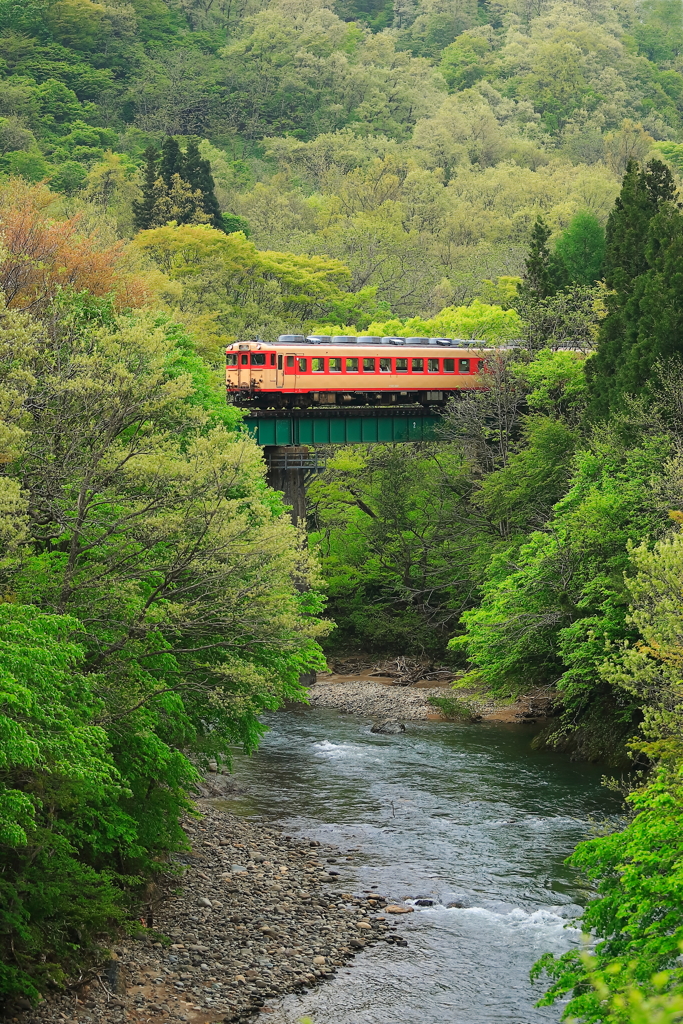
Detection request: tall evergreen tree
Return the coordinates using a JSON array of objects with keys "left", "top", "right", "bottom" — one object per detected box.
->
[
  {"left": 159, "top": 136, "right": 183, "bottom": 187},
  {"left": 132, "top": 145, "right": 159, "bottom": 231},
  {"left": 517, "top": 216, "right": 566, "bottom": 301},
  {"left": 586, "top": 159, "right": 678, "bottom": 418},
  {"left": 622, "top": 204, "right": 683, "bottom": 392},
  {"left": 183, "top": 140, "right": 224, "bottom": 231}
]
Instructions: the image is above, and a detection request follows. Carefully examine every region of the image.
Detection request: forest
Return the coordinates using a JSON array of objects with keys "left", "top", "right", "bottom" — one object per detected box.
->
[{"left": 1, "top": 0, "right": 683, "bottom": 1017}]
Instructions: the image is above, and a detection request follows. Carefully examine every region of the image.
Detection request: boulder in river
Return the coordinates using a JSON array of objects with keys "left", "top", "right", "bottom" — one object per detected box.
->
[{"left": 371, "top": 719, "right": 405, "bottom": 734}]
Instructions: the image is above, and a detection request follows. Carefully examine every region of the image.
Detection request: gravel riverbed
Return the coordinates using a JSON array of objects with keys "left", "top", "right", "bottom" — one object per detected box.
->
[
  {"left": 12, "top": 799, "right": 408, "bottom": 1024},
  {"left": 306, "top": 677, "right": 555, "bottom": 723},
  {"left": 305, "top": 679, "right": 447, "bottom": 719}
]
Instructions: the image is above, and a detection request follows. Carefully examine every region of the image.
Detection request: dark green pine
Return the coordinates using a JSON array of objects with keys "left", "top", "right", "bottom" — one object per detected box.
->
[
  {"left": 159, "top": 135, "right": 184, "bottom": 187},
  {"left": 132, "top": 145, "right": 159, "bottom": 231},
  {"left": 586, "top": 159, "right": 678, "bottom": 418},
  {"left": 183, "top": 139, "right": 225, "bottom": 231},
  {"left": 517, "top": 215, "right": 566, "bottom": 301}
]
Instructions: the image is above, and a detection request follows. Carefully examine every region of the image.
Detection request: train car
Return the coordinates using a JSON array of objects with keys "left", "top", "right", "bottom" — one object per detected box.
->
[{"left": 225, "top": 334, "right": 489, "bottom": 409}]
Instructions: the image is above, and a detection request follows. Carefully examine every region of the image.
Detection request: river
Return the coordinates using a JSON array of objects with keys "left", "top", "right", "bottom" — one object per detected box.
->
[{"left": 224, "top": 705, "right": 622, "bottom": 1024}]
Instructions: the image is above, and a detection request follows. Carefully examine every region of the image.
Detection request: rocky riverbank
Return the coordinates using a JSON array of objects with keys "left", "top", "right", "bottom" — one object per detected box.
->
[
  {"left": 306, "top": 674, "right": 555, "bottom": 724},
  {"left": 12, "top": 799, "right": 409, "bottom": 1024},
  {"left": 306, "top": 679, "right": 447, "bottom": 719}
]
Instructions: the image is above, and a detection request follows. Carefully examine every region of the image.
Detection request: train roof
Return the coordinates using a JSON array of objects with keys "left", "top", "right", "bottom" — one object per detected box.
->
[
  {"left": 275, "top": 335, "right": 488, "bottom": 347},
  {"left": 225, "top": 336, "right": 506, "bottom": 352}
]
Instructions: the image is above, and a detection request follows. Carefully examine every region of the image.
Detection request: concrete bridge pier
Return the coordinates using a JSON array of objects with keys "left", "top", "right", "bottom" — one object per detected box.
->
[
  {"left": 264, "top": 445, "right": 319, "bottom": 688},
  {"left": 264, "top": 445, "right": 310, "bottom": 525}
]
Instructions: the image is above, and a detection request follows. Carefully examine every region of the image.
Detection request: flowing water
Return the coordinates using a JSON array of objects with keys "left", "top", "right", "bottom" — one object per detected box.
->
[{"left": 225, "top": 705, "right": 622, "bottom": 1024}]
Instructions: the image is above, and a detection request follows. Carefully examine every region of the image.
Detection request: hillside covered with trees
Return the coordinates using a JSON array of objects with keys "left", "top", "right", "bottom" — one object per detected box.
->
[
  {"left": 2, "top": 0, "right": 683, "bottom": 330},
  {"left": 2, "top": 0, "right": 683, "bottom": 1019}
]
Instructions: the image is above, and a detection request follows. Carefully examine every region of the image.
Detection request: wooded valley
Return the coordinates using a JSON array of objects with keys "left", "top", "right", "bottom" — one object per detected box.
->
[{"left": 1, "top": 0, "right": 683, "bottom": 1018}]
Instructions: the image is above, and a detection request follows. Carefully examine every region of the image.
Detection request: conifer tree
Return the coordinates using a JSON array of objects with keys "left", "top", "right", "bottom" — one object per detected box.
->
[
  {"left": 629, "top": 205, "right": 683, "bottom": 377},
  {"left": 159, "top": 136, "right": 183, "bottom": 187},
  {"left": 586, "top": 159, "right": 678, "bottom": 417},
  {"left": 517, "top": 216, "right": 565, "bottom": 301},
  {"left": 132, "top": 145, "right": 159, "bottom": 231},
  {"left": 183, "top": 140, "right": 224, "bottom": 231}
]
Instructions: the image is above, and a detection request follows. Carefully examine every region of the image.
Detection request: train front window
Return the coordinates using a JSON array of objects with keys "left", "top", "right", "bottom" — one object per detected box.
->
[
  {"left": 379, "top": 358, "right": 391, "bottom": 373},
  {"left": 329, "top": 358, "right": 342, "bottom": 372},
  {"left": 251, "top": 352, "right": 266, "bottom": 366},
  {"left": 395, "top": 358, "right": 408, "bottom": 372},
  {"left": 411, "top": 358, "right": 424, "bottom": 372},
  {"left": 226, "top": 354, "right": 237, "bottom": 366},
  {"left": 427, "top": 358, "right": 439, "bottom": 372},
  {"left": 311, "top": 357, "right": 324, "bottom": 372},
  {"left": 443, "top": 359, "right": 455, "bottom": 372},
  {"left": 363, "top": 358, "right": 375, "bottom": 372},
  {"left": 346, "top": 357, "right": 358, "bottom": 372},
  {"left": 458, "top": 358, "right": 471, "bottom": 373},
  {"left": 241, "top": 354, "right": 249, "bottom": 365},
  {"left": 298, "top": 357, "right": 307, "bottom": 371}
]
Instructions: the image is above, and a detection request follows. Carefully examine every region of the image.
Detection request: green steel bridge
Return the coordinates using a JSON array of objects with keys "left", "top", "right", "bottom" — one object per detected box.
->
[
  {"left": 242, "top": 406, "right": 441, "bottom": 447},
  {"left": 241, "top": 406, "right": 443, "bottom": 522}
]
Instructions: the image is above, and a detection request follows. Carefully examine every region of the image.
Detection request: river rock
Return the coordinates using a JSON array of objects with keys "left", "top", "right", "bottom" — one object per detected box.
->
[
  {"left": 385, "top": 904, "right": 414, "bottom": 913},
  {"left": 370, "top": 719, "right": 406, "bottom": 734},
  {"left": 15, "top": 800, "right": 399, "bottom": 1024}
]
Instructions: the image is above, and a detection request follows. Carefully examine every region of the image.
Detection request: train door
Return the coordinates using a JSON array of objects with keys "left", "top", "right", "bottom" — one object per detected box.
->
[
  {"left": 283, "top": 352, "right": 297, "bottom": 390},
  {"left": 275, "top": 351, "right": 284, "bottom": 388},
  {"left": 236, "top": 349, "right": 250, "bottom": 391}
]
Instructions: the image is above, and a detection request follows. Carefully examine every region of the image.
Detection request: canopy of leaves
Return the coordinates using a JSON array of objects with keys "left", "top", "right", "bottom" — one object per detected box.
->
[{"left": 0, "top": 184, "right": 329, "bottom": 1003}]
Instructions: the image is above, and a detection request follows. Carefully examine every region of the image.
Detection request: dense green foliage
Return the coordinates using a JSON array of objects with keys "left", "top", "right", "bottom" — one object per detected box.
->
[
  {"left": 305, "top": 162, "right": 683, "bottom": 1022},
  {"left": 531, "top": 530, "right": 683, "bottom": 1021},
  {"left": 587, "top": 158, "right": 680, "bottom": 416},
  {"left": 1, "top": 0, "right": 683, "bottom": 1014},
  {"left": 0, "top": 190, "right": 328, "bottom": 1003},
  {"left": 2, "top": 0, "right": 683, "bottom": 327}
]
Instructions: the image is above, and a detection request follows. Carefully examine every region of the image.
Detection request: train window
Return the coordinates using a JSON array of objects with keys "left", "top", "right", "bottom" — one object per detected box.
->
[
  {"left": 241, "top": 354, "right": 249, "bottom": 365},
  {"left": 251, "top": 353, "right": 266, "bottom": 366},
  {"left": 379, "top": 358, "right": 391, "bottom": 373},
  {"left": 411, "top": 358, "right": 424, "bottom": 372},
  {"left": 278, "top": 355, "right": 283, "bottom": 370},
  {"left": 477, "top": 359, "right": 484, "bottom": 371},
  {"left": 329, "top": 358, "right": 342, "bottom": 372},
  {"left": 443, "top": 359, "right": 455, "bottom": 372},
  {"left": 395, "top": 358, "right": 408, "bottom": 372},
  {"left": 297, "top": 357, "right": 307, "bottom": 372},
  {"left": 270, "top": 353, "right": 276, "bottom": 366},
  {"left": 226, "top": 354, "right": 237, "bottom": 366},
  {"left": 427, "top": 359, "right": 439, "bottom": 372},
  {"left": 458, "top": 358, "right": 471, "bottom": 373},
  {"left": 311, "top": 357, "right": 324, "bottom": 372},
  {"left": 346, "top": 357, "right": 359, "bottom": 372},
  {"left": 286, "top": 355, "right": 295, "bottom": 368},
  {"left": 363, "top": 358, "right": 376, "bottom": 372}
]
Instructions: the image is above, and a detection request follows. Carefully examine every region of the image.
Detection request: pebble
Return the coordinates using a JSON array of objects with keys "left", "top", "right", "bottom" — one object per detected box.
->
[
  {"left": 11, "top": 805, "right": 400, "bottom": 1024},
  {"left": 306, "top": 680, "right": 447, "bottom": 719}
]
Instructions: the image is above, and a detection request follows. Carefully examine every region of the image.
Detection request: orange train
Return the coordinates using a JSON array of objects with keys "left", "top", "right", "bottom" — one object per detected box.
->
[{"left": 225, "top": 334, "right": 490, "bottom": 409}]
